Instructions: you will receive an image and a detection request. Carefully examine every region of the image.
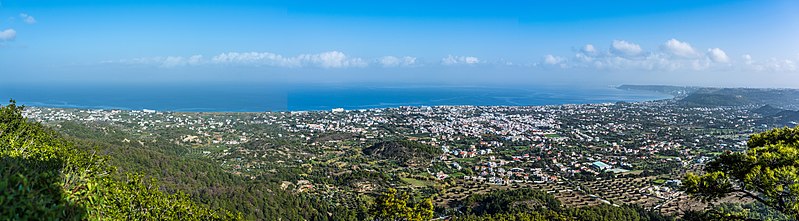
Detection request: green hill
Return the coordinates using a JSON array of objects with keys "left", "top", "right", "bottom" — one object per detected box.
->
[
  {"left": 754, "top": 105, "right": 785, "bottom": 116},
  {"left": 0, "top": 100, "right": 240, "bottom": 220},
  {"left": 679, "top": 93, "right": 752, "bottom": 106},
  {"left": 621, "top": 85, "right": 799, "bottom": 109},
  {"left": 363, "top": 139, "right": 442, "bottom": 166}
]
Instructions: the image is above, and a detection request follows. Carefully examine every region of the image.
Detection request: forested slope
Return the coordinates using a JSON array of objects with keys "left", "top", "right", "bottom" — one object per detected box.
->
[{"left": 0, "top": 100, "right": 240, "bottom": 220}]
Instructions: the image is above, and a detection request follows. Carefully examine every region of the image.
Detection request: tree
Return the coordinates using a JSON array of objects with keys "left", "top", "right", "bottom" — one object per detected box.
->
[
  {"left": 682, "top": 126, "right": 799, "bottom": 220},
  {"left": 1, "top": 100, "right": 240, "bottom": 220},
  {"left": 369, "top": 188, "right": 434, "bottom": 221}
]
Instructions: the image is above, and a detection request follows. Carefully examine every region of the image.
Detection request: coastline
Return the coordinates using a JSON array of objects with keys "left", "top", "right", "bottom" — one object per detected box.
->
[{"left": 2, "top": 84, "right": 674, "bottom": 112}]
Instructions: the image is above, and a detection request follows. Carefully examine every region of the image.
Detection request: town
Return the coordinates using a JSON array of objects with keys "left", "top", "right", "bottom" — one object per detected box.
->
[{"left": 22, "top": 99, "right": 784, "bottom": 216}]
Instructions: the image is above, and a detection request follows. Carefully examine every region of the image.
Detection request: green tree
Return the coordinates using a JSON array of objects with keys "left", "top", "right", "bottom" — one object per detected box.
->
[
  {"left": 1, "top": 100, "right": 240, "bottom": 220},
  {"left": 682, "top": 126, "right": 799, "bottom": 220},
  {"left": 369, "top": 188, "right": 434, "bottom": 221}
]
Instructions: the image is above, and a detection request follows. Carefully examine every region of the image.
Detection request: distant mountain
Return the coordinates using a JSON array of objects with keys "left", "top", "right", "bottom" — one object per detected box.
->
[
  {"left": 679, "top": 93, "right": 752, "bottom": 107},
  {"left": 683, "top": 88, "right": 799, "bottom": 109},
  {"left": 765, "top": 110, "right": 799, "bottom": 126},
  {"left": 620, "top": 85, "right": 799, "bottom": 110},
  {"left": 753, "top": 105, "right": 785, "bottom": 116},
  {"left": 751, "top": 105, "right": 799, "bottom": 126},
  {"left": 617, "top": 85, "right": 699, "bottom": 98},
  {"left": 363, "top": 140, "right": 441, "bottom": 166}
]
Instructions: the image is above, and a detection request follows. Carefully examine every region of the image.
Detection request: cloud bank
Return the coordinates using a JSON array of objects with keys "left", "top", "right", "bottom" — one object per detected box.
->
[
  {"left": 211, "top": 51, "right": 367, "bottom": 68},
  {"left": 102, "top": 40, "right": 797, "bottom": 74},
  {"left": 540, "top": 38, "right": 797, "bottom": 73},
  {"left": 379, "top": 56, "right": 417, "bottom": 67},
  {"left": 441, "top": 55, "right": 480, "bottom": 65},
  {"left": 109, "top": 51, "right": 370, "bottom": 68}
]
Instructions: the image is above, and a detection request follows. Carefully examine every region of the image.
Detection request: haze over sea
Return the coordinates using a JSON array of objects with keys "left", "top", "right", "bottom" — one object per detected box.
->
[{"left": 0, "top": 84, "right": 671, "bottom": 112}]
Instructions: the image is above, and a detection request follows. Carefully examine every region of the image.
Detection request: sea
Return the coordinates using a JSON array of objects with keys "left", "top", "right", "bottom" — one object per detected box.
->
[{"left": 0, "top": 83, "right": 672, "bottom": 112}]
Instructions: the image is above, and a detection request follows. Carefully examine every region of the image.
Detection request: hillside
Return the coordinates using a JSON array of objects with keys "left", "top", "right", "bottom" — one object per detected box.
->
[
  {"left": 753, "top": 105, "right": 785, "bottom": 116},
  {"left": 0, "top": 101, "right": 239, "bottom": 220},
  {"left": 678, "top": 93, "right": 752, "bottom": 107},
  {"left": 759, "top": 110, "right": 799, "bottom": 126},
  {"left": 363, "top": 139, "right": 442, "bottom": 166},
  {"left": 450, "top": 189, "right": 672, "bottom": 221},
  {"left": 9, "top": 99, "right": 797, "bottom": 220},
  {"left": 617, "top": 85, "right": 699, "bottom": 98},
  {"left": 621, "top": 85, "right": 799, "bottom": 109}
]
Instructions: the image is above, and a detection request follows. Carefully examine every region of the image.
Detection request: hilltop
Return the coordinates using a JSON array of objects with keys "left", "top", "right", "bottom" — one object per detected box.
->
[{"left": 619, "top": 85, "right": 799, "bottom": 110}]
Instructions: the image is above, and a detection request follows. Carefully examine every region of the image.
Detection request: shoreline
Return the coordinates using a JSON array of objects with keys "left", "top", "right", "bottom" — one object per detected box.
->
[
  {"left": 3, "top": 85, "right": 675, "bottom": 113},
  {"left": 19, "top": 98, "right": 678, "bottom": 114}
]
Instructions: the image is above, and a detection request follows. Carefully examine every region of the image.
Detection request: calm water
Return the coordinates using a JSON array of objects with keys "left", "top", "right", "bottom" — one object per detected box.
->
[{"left": 0, "top": 84, "right": 672, "bottom": 112}]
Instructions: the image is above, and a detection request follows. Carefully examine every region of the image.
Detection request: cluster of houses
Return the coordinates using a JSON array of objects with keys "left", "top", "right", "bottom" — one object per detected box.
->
[{"left": 24, "top": 100, "right": 763, "bottom": 198}]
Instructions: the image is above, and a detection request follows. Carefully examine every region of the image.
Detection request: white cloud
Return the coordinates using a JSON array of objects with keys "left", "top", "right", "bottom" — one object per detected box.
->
[
  {"left": 610, "top": 40, "right": 642, "bottom": 56},
  {"left": 379, "top": 56, "right": 416, "bottom": 67},
  {"left": 161, "top": 55, "right": 203, "bottom": 68},
  {"left": 0, "top": 29, "right": 16, "bottom": 41},
  {"left": 761, "top": 59, "right": 797, "bottom": 72},
  {"left": 742, "top": 54, "right": 754, "bottom": 65},
  {"left": 547, "top": 39, "right": 741, "bottom": 72},
  {"left": 297, "top": 51, "right": 367, "bottom": 68},
  {"left": 19, "top": 13, "right": 36, "bottom": 24},
  {"left": 211, "top": 51, "right": 367, "bottom": 68},
  {"left": 109, "top": 51, "right": 369, "bottom": 68},
  {"left": 706, "top": 48, "right": 729, "bottom": 63},
  {"left": 110, "top": 55, "right": 204, "bottom": 68},
  {"left": 542, "top": 39, "right": 799, "bottom": 73},
  {"left": 543, "top": 54, "right": 564, "bottom": 65},
  {"left": 441, "top": 55, "right": 480, "bottom": 65},
  {"left": 187, "top": 55, "right": 203, "bottom": 65},
  {"left": 211, "top": 52, "right": 300, "bottom": 67},
  {"left": 581, "top": 44, "right": 597, "bottom": 54},
  {"left": 742, "top": 55, "right": 798, "bottom": 72},
  {"left": 161, "top": 56, "right": 187, "bottom": 68},
  {"left": 661, "top": 38, "right": 698, "bottom": 58}
]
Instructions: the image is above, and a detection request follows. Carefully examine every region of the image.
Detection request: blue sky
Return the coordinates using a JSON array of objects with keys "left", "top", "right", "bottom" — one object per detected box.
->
[{"left": 1, "top": 0, "right": 798, "bottom": 87}]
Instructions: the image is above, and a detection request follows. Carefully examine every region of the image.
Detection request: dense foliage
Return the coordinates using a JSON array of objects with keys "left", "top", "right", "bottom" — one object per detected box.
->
[
  {"left": 369, "top": 188, "right": 434, "bottom": 221},
  {"left": 0, "top": 100, "right": 239, "bottom": 220},
  {"left": 53, "top": 116, "right": 369, "bottom": 220},
  {"left": 364, "top": 139, "right": 442, "bottom": 166},
  {"left": 683, "top": 126, "right": 799, "bottom": 220},
  {"left": 682, "top": 202, "right": 794, "bottom": 221},
  {"left": 460, "top": 188, "right": 561, "bottom": 215},
  {"left": 450, "top": 189, "right": 674, "bottom": 221}
]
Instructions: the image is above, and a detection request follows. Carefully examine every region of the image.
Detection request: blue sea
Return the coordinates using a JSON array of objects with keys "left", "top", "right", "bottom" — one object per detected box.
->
[{"left": 0, "top": 83, "right": 672, "bottom": 112}]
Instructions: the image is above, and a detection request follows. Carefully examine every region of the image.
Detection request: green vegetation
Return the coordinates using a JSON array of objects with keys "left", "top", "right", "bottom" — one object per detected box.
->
[
  {"left": 449, "top": 189, "right": 674, "bottom": 221},
  {"left": 11, "top": 89, "right": 799, "bottom": 220},
  {"left": 363, "top": 139, "right": 442, "bottom": 166},
  {"left": 679, "top": 93, "right": 752, "bottom": 106},
  {"left": 401, "top": 177, "right": 435, "bottom": 187},
  {"left": 53, "top": 117, "right": 371, "bottom": 220},
  {"left": 683, "top": 126, "right": 799, "bottom": 220},
  {"left": 369, "top": 188, "right": 434, "bottom": 221},
  {"left": 682, "top": 202, "right": 793, "bottom": 221},
  {"left": 0, "top": 100, "right": 239, "bottom": 220},
  {"left": 460, "top": 188, "right": 561, "bottom": 215}
]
